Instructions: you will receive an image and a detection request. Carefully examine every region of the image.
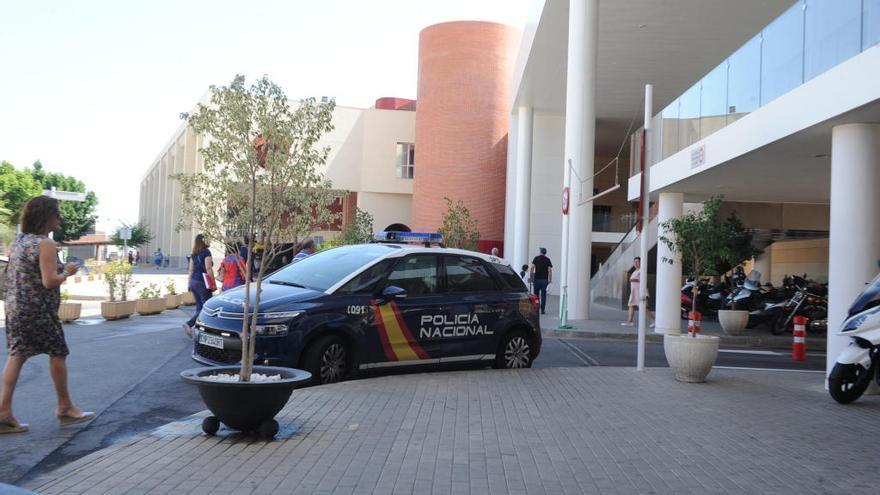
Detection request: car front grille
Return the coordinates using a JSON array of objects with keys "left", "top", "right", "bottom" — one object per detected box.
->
[{"left": 195, "top": 343, "right": 240, "bottom": 364}]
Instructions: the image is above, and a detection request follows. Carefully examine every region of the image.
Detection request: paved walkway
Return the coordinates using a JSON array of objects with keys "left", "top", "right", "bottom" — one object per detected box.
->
[
  {"left": 540, "top": 296, "right": 826, "bottom": 350},
  {"left": 25, "top": 366, "right": 879, "bottom": 495}
]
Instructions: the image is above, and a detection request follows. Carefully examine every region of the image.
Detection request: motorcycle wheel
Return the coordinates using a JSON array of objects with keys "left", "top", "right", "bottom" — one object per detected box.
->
[
  {"left": 769, "top": 312, "right": 790, "bottom": 335},
  {"left": 829, "top": 363, "right": 873, "bottom": 404}
]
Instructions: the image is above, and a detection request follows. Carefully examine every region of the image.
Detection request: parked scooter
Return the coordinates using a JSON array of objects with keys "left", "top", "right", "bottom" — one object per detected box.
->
[{"left": 828, "top": 268, "right": 880, "bottom": 404}]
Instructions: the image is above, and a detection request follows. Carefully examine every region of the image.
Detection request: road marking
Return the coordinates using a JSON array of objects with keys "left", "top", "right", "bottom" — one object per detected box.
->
[
  {"left": 557, "top": 339, "right": 600, "bottom": 366},
  {"left": 718, "top": 349, "right": 781, "bottom": 356},
  {"left": 713, "top": 366, "right": 825, "bottom": 374}
]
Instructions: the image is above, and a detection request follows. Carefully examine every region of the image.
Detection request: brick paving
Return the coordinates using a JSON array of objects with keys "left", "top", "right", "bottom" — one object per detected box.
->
[{"left": 24, "top": 366, "right": 880, "bottom": 494}]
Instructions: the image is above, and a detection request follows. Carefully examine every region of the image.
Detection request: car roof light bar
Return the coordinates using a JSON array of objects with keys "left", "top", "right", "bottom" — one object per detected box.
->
[{"left": 373, "top": 231, "right": 444, "bottom": 246}]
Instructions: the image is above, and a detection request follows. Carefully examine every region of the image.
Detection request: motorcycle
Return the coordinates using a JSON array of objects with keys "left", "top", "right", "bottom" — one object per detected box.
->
[
  {"left": 680, "top": 278, "right": 726, "bottom": 319},
  {"left": 767, "top": 286, "right": 827, "bottom": 335},
  {"left": 828, "top": 269, "right": 880, "bottom": 404}
]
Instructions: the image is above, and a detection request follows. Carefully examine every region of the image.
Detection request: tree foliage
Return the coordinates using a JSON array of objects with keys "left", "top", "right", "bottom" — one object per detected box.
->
[
  {"left": 110, "top": 221, "right": 154, "bottom": 249},
  {"left": 0, "top": 160, "right": 98, "bottom": 242},
  {"left": 174, "top": 74, "right": 341, "bottom": 381},
  {"left": 438, "top": 197, "right": 480, "bottom": 251},
  {"left": 340, "top": 208, "right": 374, "bottom": 245},
  {"left": 659, "top": 196, "right": 759, "bottom": 332}
]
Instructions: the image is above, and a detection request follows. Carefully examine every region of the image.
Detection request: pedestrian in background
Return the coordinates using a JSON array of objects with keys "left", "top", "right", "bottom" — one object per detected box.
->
[
  {"left": 530, "top": 247, "right": 552, "bottom": 315},
  {"left": 153, "top": 248, "right": 163, "bottom": 269},
  {"left": 622, "top": 256, "right": 654, "bottom": 327},
  {"left": 218, "top": 245, "right": 246, "bottom": 291},
  {"left": 183, "top": 234, "right": 214, "bottom": 338},
  {"left": 1, "top": 196, "right": 94, "bottom": 434},
  {"left": 291, "top": 238, "right": 315, "bottom": 264}
]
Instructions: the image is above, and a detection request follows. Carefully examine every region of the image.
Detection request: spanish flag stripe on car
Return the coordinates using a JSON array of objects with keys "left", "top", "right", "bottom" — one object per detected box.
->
[{"left": 373, "top": 302, "right": 429, "bottom": 361}]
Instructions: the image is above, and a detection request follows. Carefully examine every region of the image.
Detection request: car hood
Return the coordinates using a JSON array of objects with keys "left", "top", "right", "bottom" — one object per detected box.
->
[{"left": 203, "top": 282, "right": 324, "bottom": 316}]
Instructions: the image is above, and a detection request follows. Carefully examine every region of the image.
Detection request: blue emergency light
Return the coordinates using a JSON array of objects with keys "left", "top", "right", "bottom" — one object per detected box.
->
[{"left": 373, "top": 231, "right": 444, "bottom": 246}]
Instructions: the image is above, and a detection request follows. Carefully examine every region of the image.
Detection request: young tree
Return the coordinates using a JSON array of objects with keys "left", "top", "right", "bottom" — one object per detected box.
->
[
  {"left": 340, "top": 207, "right": 374, "bottom": 245},
  {"left": 175, "top": 75, "right": 341, "bottom": 381},
  {"left": 110, "top": 222, "right": 154, "bottom": 249},
  {"left": 438, "top": 197, "right": 480, "bottom": 251}
]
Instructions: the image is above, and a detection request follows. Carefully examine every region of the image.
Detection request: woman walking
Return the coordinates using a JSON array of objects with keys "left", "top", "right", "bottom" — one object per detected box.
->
[
  {"left": 217, "top": 245, "right": 245, "bottom": 291},
  {"left": 622, "top": 256, "right": 654, "bottom": 327},
  {"left": 1, "top": 196, "right": 94, "bottom": 434},
  {"left": 182, "top": 234, "right": 214, "bottom": 338}
]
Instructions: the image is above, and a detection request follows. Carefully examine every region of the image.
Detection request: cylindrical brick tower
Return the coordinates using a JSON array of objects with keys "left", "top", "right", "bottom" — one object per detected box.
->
[{"left": 412, "top": 21, "right": 519, "bottom": 253}]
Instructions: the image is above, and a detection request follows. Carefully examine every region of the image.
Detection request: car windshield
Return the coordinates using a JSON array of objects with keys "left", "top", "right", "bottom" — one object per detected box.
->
[{"left": 265, "top": 244, "right": 398, "bottom": 292}]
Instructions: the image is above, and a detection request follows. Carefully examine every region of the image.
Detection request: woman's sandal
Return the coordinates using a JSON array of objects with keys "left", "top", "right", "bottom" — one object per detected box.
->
[
  {"left": 0, "top": 417, "right": 29, "bottom": 434},
  {"left": 57, "top": 411, "right": 95, "bottom": 427}
]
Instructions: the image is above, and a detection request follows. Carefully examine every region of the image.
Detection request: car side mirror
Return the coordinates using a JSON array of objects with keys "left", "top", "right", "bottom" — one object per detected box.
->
[{"left": 377, "top": 285, "right": 407, "bottom": 305}]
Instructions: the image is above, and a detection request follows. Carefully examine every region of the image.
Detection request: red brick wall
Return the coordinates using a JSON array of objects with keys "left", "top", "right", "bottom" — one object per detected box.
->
[{"left": 412, "top": 21, "right": 518, "bottom": 249}]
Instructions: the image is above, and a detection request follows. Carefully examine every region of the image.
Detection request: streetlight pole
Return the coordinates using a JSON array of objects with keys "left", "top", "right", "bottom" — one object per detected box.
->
[{"left": 637, "top": 84, "right": 653, "bottom": 372}]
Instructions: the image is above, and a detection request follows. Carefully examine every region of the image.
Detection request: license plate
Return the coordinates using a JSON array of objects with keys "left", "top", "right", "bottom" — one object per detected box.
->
[{"left": 199, "top": 332, "right": 224, "bottom": 349}]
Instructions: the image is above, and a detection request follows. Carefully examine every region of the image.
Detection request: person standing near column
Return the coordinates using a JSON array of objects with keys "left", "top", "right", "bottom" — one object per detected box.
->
[
  {"left": 530, "top": 247, "right": 553, "bottom": 315},
  {"left": 623, "top": 257, "right": 654, "bottom": 327},
  {"left": 1, "top": 196, "right": 94, "bottom": 434}
]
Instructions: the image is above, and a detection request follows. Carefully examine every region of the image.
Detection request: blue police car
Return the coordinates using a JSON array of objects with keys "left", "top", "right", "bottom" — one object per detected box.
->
[{"left": 191, "top": 232, "right": 542, "bottom": 385}]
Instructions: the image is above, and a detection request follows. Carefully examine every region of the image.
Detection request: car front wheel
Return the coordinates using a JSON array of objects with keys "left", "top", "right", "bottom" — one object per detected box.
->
[
  {"left": 494, "top": 330, "right": 534, "bottom": 369},
  {"left": 302, "top": 335, "right": 349, "bottom": 385}
]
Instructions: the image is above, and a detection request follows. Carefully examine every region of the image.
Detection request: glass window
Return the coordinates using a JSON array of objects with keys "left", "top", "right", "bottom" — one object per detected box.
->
[
  {"left": 660, "top": 99, "right": 679, "bottom": 159},
  {"left": 386, "top": 255, "right": 438, "bottom": 295},
  {"left": 267, "top": 244, "right": 397, "bottom": 292},
  {"left": 444, "top": 256, "right": 497, "bottom": 293},
  {"left": 337, "top": 259, "right": 394, "bottom": 295},
  {"left": 865, "top": 0, "right": 880, "bottom": 50},
  {"left": 677, "top": 82, "right": 701, "bottom": 148},
  {"left": 727, "top": 34, "right": 761, "bottom": 124},
  {"left": 700, "top": 61, "right": 728, "bottom": 139},
  {"left": 804, "top": 0, "right": 861, "bottom": 81},
  {"left": 395, "top": 142, "right": 415, "bottom": 179},
  {"left": 491, "top": 263, "right": 528, "bottom": 292},
  {"left": 760, "top": 2, "right": 805, "bottom": 105}
]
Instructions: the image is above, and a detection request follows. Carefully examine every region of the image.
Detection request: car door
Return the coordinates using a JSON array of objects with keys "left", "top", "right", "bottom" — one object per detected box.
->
[
  {"left": 371, "top": 254, "right": 445, "bottom": 364},
  {"left": 439, "top": 255, "right": 506, "bottom": 358}
]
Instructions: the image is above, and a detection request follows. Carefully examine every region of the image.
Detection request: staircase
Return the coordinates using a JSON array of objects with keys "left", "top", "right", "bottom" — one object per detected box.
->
[{"left": 590, "top": 215, "right": 659, "bottom": 308}]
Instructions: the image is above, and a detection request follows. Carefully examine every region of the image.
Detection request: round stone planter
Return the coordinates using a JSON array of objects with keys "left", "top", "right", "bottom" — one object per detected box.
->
[
  {"left": 101, "top": 300, "right": 137, "bottom": 321},
  {"left": 165, "top": 293, "right": 181, "bottom": 309},
  {"left": 181, "top": 291, "right": 196, "bottom": 306},
  {"left": 58, "top": 302, "right": 82, "bottom": 323},
  {"left": 718, "top": 309, "right": 749, "bottom": 336},
  {"left": 180, "top": 366, "right": 311, "bottom": 437},
  {"left": 136, "top": 298, "right": 166, "bottom": 316},
  {"left": 663, "top": 334, "right": 720, "bottom": 383}
]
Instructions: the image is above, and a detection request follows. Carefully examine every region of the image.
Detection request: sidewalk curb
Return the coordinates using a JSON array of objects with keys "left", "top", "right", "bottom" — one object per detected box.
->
[{"left": 543, "top": 328, "right": 827, "bottom": 351}]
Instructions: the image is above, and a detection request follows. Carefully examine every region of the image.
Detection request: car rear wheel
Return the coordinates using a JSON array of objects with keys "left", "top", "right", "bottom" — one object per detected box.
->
[
  {"left": 494, "top": 330, "right": 534, "bottom": 369},
  {"left": 302, "top": 335, "right": 348, "bottom": 385}
]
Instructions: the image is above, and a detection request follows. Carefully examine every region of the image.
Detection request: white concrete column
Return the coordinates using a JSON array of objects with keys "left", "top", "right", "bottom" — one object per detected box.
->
[
  {"left": 513, "top": 106, "right": 534, "bottom": 270},
  {"left": 751, "top": 247, "right": 771, "bottom": 285},
  {"left": 655, "top": 192, "right": 683, "bottom": 335},
  {"left": 827, "top": 123, "right": 880, "bottom": 375},
  {"left": 560, "top": 0, "right": 598, "bottom": 320},
  {"left": 503, "top": 112, "right": 518, "bottom": 260}
]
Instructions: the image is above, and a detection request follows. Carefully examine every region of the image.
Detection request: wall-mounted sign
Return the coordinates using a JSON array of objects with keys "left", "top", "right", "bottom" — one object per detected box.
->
[{"left": 690, "top": 145, "right": 706, "bottom": 169}]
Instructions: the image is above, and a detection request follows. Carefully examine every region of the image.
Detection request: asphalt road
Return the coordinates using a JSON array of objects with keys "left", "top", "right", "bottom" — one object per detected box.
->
[{"left": 1, "top": 311, "right": 826, "bottom": 485}]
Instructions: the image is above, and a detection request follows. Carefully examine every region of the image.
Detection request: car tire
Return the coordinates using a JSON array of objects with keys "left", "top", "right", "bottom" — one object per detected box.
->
[
  {"left": 494, "top": 330, "right": 534, "bottom": 369},
  {"left": 301, "top": 335, "right": 349, "bottom": 385}
]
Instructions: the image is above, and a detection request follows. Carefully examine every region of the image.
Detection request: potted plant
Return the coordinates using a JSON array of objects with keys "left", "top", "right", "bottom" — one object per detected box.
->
[
  {"left": 136, "top": 283, "right": 165, "bottom": 315},
  {"left": 181, "top": 290, "right": 196, "bottom": 306},
  {"left": 100, "top": 261, "right": 137, "bottom": 320},
  {"left": 164, "top": 278, "right": 181, "bottom": 309},
  {"left": 58, "top": 290, "right": 81, "bottom": 323},
  {"left": 175, "top": 76, "right": 337, "bottom": 436},
  {"left": 659, "top": 196, "right": 739, "bottom": 382}
]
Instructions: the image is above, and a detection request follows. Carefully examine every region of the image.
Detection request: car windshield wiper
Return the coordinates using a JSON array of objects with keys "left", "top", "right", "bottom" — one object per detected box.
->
[{"left": 268, "top": 280, "right": 307, "bottom": 289}]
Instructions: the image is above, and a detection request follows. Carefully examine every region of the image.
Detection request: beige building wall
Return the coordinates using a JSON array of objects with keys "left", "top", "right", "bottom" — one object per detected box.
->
[
  {"left": 139, "top": 102, "right": 416, "bottom": 267},
  {"left": 769, "top": 238, "right": 829, "bottom": 285}
]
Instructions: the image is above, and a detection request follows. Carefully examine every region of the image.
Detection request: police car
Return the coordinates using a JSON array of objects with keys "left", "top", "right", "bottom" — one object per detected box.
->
[{"left": 191, "top": 232, "right": 542, "bottom": 385}]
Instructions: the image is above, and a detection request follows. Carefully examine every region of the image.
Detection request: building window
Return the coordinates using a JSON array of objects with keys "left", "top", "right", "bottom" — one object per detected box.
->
[{"left": 396, "top": 143, "right": 415, "bottom": 179}]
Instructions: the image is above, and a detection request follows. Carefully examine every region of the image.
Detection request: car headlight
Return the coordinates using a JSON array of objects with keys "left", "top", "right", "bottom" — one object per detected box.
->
[{"left": 255, "top": 324, "right": 289, "bottom": 336}]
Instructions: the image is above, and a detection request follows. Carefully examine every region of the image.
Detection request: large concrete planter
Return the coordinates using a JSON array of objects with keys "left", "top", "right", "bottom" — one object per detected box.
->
[
  {"left": 718, "top": 309, "right": 749, "bottom": 336},
  {"left": 101, "top": 300, "right": 137, "bottom": 321},
  {"left": 136, "top": 298, "right": 166, "bottom": 316},
  {"left": 182, "top": 291, "right": 196, "bottom": 306},
  {"left": 87, "top": 274, "right": 95, "bottom": 281},
  {"left": 165, "top": 294, "right": 181, "bottom": 309},
  {"left": 663, "top": 334, "right": 720, "bottom": 383},
  {"left": 58, "top": 302, "right": 82, "bottom": 323},
  {"left": 73, "top": 275, "right": 82, "bottom": 283}
]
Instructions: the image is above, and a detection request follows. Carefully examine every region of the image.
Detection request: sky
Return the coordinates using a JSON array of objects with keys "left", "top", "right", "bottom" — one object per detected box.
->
[{"left": 0, "top": 0, "right": 541, "bottom": 232}]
